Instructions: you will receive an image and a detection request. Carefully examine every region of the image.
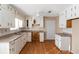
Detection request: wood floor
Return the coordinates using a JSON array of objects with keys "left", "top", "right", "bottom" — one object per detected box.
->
[{"left": 20, "top": 40, "right": 72, "bottom": 54}]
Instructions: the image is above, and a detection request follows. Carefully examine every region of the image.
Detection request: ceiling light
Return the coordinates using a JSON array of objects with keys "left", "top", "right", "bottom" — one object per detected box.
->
[{"left": 48, "top": 11, "right": 52, "bottom": 13}]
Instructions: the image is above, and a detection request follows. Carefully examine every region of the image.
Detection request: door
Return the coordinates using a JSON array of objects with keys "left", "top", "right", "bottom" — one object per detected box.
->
[{"left": 45, "top": 18, "right": 56, "bottom": 40}]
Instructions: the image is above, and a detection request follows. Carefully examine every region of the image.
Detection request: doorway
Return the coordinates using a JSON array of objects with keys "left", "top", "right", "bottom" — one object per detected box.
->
[{"left": 44, "top": 17, "right": 56, "bottom": 40}]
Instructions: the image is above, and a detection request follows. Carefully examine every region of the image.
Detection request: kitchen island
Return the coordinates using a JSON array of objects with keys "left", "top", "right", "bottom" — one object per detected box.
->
[{"left": 22, "top": 28, "right": 46, "bottom": 42}]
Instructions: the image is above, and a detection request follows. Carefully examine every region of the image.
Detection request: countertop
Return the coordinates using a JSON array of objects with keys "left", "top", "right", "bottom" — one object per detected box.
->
[
  {"left": 22, "top": 28, "right": 46, "bottom": 32},
  {"left": 0, "top": 28, "right": 46, "bottom": 37},
  {"left": 0, "top": 28, "right": 46, "bottom": 43},
  {"left": 56, "top": 33, "right": 72, "bottom": 37},
  {"left": 0, "top": 33, "right": 24, "bottom": 43}
]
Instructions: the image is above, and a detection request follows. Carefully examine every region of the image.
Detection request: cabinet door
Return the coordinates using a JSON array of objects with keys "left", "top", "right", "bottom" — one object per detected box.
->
[
  {"left": 9, "top": 41, "right": 16, "bottom": 54},
  {"left": 66, "top": 7, "right": 72, "bottom": 19},
  {"left": 55, "top": 34, "right": 61, "bottom": 49},
  {"left": 75, "top": 5, "right": 79, "bottom": 17},
  {"left": 15, "top": 39, "right": 20, "bottom": 54},
  {"left": 0, "top": 5, "right": 12, "bottom": 28},
  {"left": 0, "top": 4, "right": 15, "bottom": 28},
  {"left": 61, "top": 37, "right": 70, "bottom": 51},
  {"left": 9, "top": 13, "right": 15, "bottom": 27},
  {"left": 59, "top": 11, "right": 66, "bottom": 28},
  {"left": 7, "top": 5, "right": 15, "bottom": 28},
  {"left": 0, "top": 8, "right": 8, "bottom": 28}
]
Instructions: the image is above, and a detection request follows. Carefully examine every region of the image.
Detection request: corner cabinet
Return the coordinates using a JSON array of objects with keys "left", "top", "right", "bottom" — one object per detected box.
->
[
  {"left": 0, "top": 4, "right": 15, "bottom": 28},
  {"left": 59, "top": 4, "right": 79, "bottom": 28},
  {"left": 0, "top": 32, "right": 28, "bottom": 54}
]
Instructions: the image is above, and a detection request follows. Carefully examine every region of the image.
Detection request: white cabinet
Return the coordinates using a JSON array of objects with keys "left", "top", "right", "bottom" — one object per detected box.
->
[
  {"left": 55, "top": 34, "right": 61, "bottom": 49},
  {"left": 59, "top": 4, "right": 79, "bottom": 28},
  {"left": 27, "top": 32, "right": 31, "bottom": 42},
  {"left": 0, "top": 7, "right": 8, "bottom": 28},
  {"left": 73, "top": 5, "right": 79, "bottom": 18},
  {"left": 55, "top": 34, "right": 71, "bottom": 51},
  {"left": 66, "top": 6, "right": 72, "bottom": 19},
  {"left": 9, "top": 40, "right": 16, "bottom": 54},
  {"left": 0, "top": 32, "right": 28, "bottom": 54},
  {"left": 59, "top": 11, "right": 66, "bottom": 28},
  {"left": 40, "top": 33, "right": 44, "bottom": 42},
  {"left": 0, "top": 4, "right": 15, "bottom": 28}
]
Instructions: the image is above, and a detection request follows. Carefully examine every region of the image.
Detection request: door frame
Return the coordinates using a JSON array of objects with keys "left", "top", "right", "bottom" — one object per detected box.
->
[{"left": 43, "top": 16, "right": 56, "bottom": 40}]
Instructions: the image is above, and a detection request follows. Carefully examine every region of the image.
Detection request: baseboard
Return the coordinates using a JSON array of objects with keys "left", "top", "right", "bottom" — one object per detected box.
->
[
  {"left": 45, "top": 39, "right": 55, "bottom": 40},
  {"left": 71, "top": 50, "right": 79, "bottom": 54}
]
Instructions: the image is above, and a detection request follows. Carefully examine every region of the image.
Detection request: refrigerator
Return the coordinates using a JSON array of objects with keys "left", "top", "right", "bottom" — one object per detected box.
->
[{"left": 72, "top": 19, "right": 79, "bottom": 54}]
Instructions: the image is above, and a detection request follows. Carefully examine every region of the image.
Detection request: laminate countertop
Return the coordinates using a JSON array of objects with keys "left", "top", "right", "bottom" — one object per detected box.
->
[
  {"left": 22, "top": 28, "right": 46, "bottom": 32},
  {"left": 0, "top": 33, "right": 24, "bottom": 43},
  {"left": 56, "top": 33, "right": 72, "bottom": 37}
]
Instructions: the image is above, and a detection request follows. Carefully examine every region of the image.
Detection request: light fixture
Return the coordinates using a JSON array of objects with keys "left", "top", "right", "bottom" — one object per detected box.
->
[{"left": 48, "top": 11, "right": 52, "bottom": 13}]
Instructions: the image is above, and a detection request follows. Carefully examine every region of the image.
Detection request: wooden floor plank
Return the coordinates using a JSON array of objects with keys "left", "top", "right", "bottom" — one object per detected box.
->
[{"left": 20, "top": 40, "right": 72, "bottom": 54}]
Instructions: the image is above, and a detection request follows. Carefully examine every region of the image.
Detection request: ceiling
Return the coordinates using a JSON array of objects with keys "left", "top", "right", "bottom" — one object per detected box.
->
[{"left": 13, "top": 4, "right": 71, "bottom": 17}]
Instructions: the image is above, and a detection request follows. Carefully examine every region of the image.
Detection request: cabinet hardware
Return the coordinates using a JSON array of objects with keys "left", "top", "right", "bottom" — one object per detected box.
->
[
  {"left": 71, "top": 8, "right": 73, "bottom": 11},
  {"left": 8, "top": 23, "right": 9, "bottom": 26},
  {"left": 9, "top": 49, "right": 11, "bottom": 51},
  {"left": 74, "top": 6, "right": 76, "bottom": 10},
  {"left": 0, "top": 8, "right": 1, "bottom": 10},
  {"left": 12, "top": 48, "right": 15, "bottom": 52},
  {"left": 0, "top": 24, "right": 1, "bottom": 27}
]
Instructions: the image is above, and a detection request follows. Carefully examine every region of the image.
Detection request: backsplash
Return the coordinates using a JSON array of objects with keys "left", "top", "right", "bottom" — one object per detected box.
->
[
  {"left": 0, "top": 28, "right": 10, "bottom": 34},
  {"left": 63, "top": 28, "right": 72, "bottom": 34}
]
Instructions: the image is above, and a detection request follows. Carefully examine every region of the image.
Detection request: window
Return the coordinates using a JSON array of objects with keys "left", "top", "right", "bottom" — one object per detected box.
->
[
  {"left": 10, "top": 18, "right": 23, "bottom": 30},
  {"left": 18, "top": 19, "right": 23, "bottom": 27}
]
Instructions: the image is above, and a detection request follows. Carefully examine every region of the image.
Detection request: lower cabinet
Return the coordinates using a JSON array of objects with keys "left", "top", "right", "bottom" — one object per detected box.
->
[
  {"left": 55, "top": 34, "right": 71, "bottom": 51},
  {"left": 40, "top": 33, "right": 44, "bottom": 42},
  {"left": 27, "top": 32, "right": 31, "bottom": 42},
  {"left": 0, "top": 32, "right": 28, "bottom": 54}
]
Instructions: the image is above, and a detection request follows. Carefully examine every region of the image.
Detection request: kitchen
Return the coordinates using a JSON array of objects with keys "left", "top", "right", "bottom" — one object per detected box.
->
[{"left": 0, "top": 4, "right": 79, "bottom": 54}]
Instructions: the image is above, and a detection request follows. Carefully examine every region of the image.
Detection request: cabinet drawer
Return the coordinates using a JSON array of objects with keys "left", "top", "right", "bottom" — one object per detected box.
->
[{"left": 9, "top": 40, "right": 15, "bottom": 45}]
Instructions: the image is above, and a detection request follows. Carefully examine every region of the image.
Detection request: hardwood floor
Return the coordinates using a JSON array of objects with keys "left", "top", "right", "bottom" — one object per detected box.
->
[{"left": 20, "top": 40, "right": 72, "bottom": 54}]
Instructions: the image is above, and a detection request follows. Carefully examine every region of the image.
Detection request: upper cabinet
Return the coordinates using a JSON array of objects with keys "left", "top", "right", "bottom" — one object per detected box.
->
[
  {"left": 0, "top": 4, "right": 15, "bottom": 28},
  {"left": 59, "top": 4, "right": 79, "bottom": 28},
  {"left": 59, "top": 11, "right": 66, "bottom": 28}
]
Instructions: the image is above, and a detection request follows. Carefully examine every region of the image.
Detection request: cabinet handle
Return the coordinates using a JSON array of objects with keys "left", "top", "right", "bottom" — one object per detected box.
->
[
  {"left": 74, "top": 6, "right": 76, "bottom": 10},
  {"left": 0, "top": 24, "right": 1, "bottom": 27},
  {"left": 8, "top": 23, "right": 9, "bottom": 26},
  {"left": 0, "top": 8, "right": 1, "bottom": 10},
  {"left": 11, "top": 23, "right": 12, "bottom": 26},
  {"left": 9, "top": 49, "right": 11, "bottom": 51},
  {"left": 71, "top": 8, "right": 72, "bottom": 11},
  {"left": 12, "top": 48, "right": 15, "bottom": 52},
  {"left": 75, "top": 13, "right": 76, "bottom": 16}
]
